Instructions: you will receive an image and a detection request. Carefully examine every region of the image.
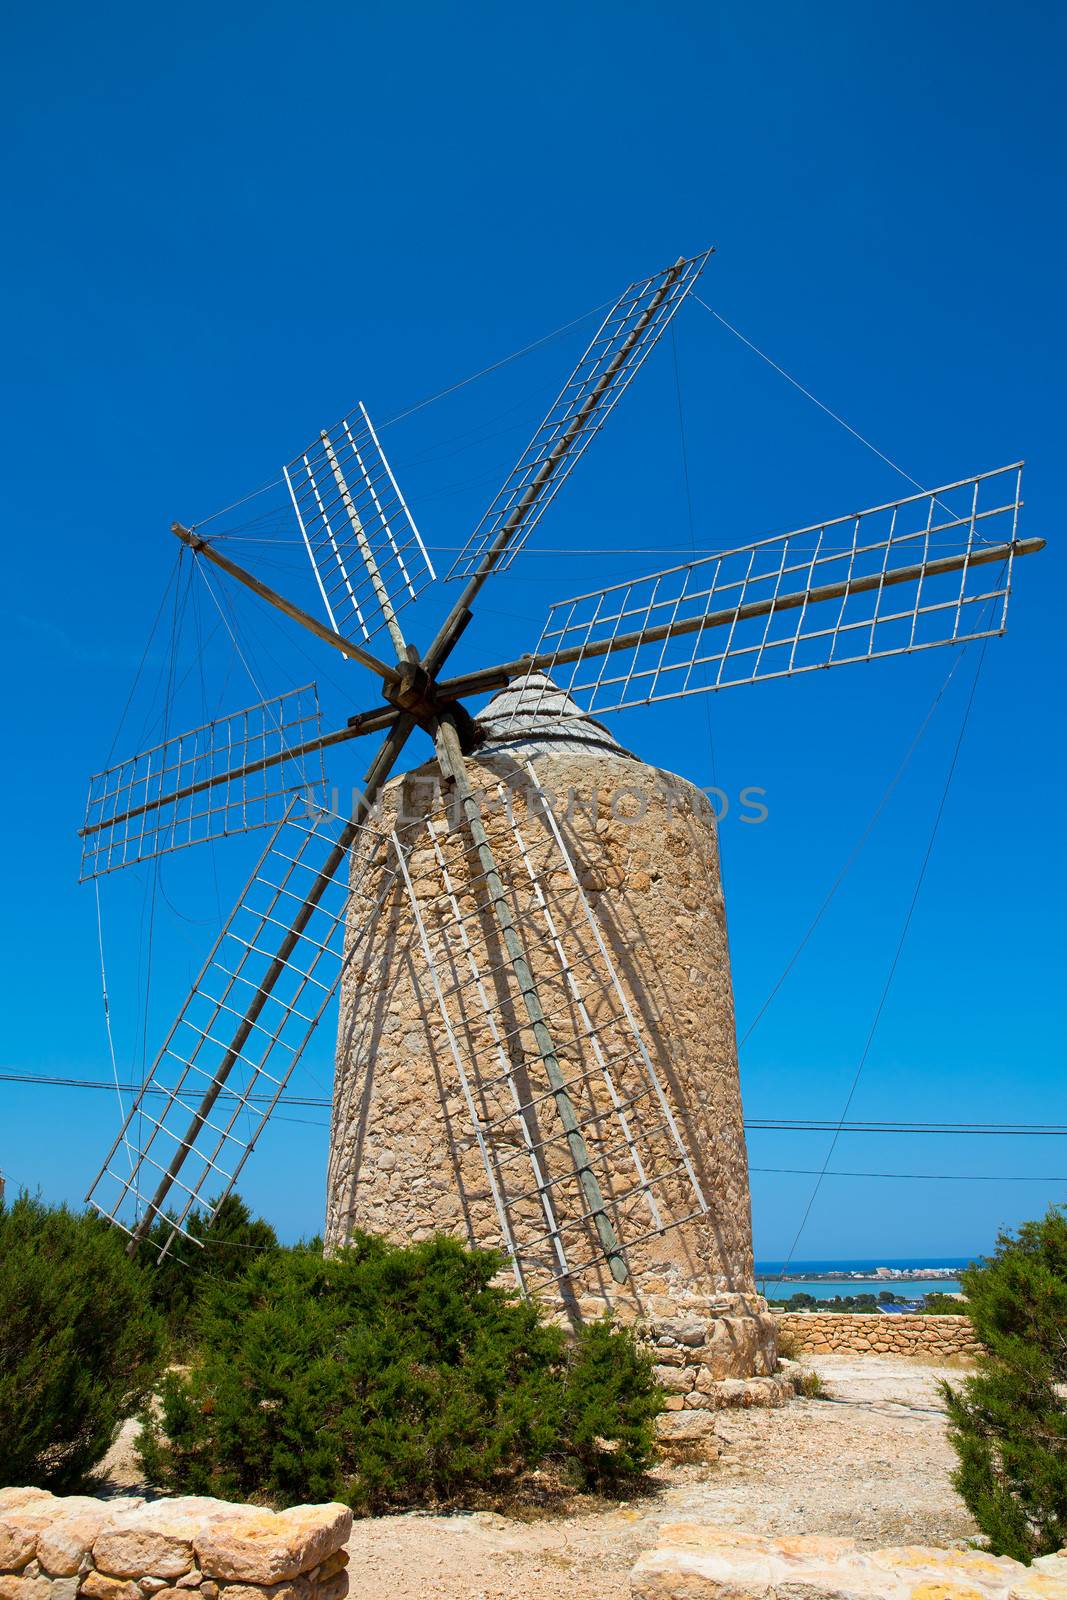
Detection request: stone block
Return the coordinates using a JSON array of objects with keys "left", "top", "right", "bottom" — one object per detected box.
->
[
  {"left": 0, "top": 1509, "right": 59, "bottom": 1573},
  {"left": 0, "top": 1579, "right": 64, "bottom": 1600},
  {"left": 0, "top": 1580, "right": 53, "bottom": 1600},
  {"left": 78, "top": 1574, "right": 141, "bottom": 1600},
  {"left": 94, "top": 1502, "right": 264, "bottom": 1583},
  {"left": 317, "top": 1577, "right": 348, "bottom": 1600},
  {"left": 92, "top": 1535, "right": 192, "bottom": 1582},
  {"left": 651, "top": 1364, "right": 693, "bottom": 1394},
  {"left": 656, "top": 1319, "right": 707, "bottom": 1348},
  {"left": 627, "top": 1525, "right": 1037, "bottom": 1600},
  {"left": 311, "top": 1553, "right": 348, "bottom": 1585},
  {"left": 1010, "top": 1575, "right": 1067, "bottom": 1600},
  {"left": 653, "top": 1410, "right": 718, "bottom": 1445},
  {"left": 0, "top": 1494, "right": 55, "bottom": 1516},
  {"left": 216, "top": 1581, "right": 312, "bottom": 1600},
  {"left": 195, "top": 1506, "right": 351, "bottom": 1585},
  {"left": 40, "top": 1511, "right": 116, "bottom": 1578}
]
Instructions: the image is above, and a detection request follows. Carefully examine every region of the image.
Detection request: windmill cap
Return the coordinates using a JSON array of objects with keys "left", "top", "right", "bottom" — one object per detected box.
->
[{"left": 474, "top": 671, "right": 631, "bottom": 759}]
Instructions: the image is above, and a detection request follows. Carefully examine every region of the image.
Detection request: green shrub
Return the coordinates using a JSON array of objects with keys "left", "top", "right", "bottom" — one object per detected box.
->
[
  {"left": 793, "top": 1368, "right": 827, "bottom": 1399},
  {"left": 559, "top": 1315, "right": 660, "bottom": 1489},
  {"left": 137, "top": 1233, "right": 660, "bottom": 1511},
  {"left": 921, "top": 1292, "right": 968, "bottom": 1315},
  {"left": 942, "top": 1207, "right": 1067, "bottom": 1562},
  {"left": 0, "top": 1194, "right": 163, "bottom": 1490},
  {"left": 141, "top": 1193, "right": 278, "bottom": 1353}
]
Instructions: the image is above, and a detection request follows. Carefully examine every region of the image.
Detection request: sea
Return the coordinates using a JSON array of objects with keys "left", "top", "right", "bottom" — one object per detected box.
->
[{"left": 753, "top": 1256, "right": 973, "bottom": 1303}]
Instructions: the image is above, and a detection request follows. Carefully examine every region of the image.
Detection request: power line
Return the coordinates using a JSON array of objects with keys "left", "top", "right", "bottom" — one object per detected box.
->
[
  {"left": 772, "top": 636, "right": 994, "bottom": 1281},
  {"left": 739, "top": 648, "right": 966, "bottom": 1048},
  {"left": 746, "top": 1120, "right": 1067, "bottom": 1135},
  {"left": 752, "top": 1167, "right": 1067, "bottom": 1183},
  {"left": 2, "top": 1071, "right": 1063, "bottom": 1136}
]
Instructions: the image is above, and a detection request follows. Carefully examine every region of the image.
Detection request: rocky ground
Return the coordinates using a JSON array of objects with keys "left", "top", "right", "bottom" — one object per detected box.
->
[{"left": 99, "top": 1354, "right": 977, "bottom": 1600}]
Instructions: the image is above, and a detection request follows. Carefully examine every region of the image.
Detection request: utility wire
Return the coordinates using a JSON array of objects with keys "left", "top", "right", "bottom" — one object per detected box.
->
[
  {"left": 753, "top": 1167, "right": 1067, "bottom": 1183},
  {"left": 3, "top": 1070, "right": 1062, "bottom": 1136},
  {"left": 772, "top": 636, "right": 993, "bottom": 1284},
  {"left": 93, "top": 880, "right": 135, "bottom": 1174},
  {"left": 740, "top": 647, "right": 967, "bottom": 1048}
]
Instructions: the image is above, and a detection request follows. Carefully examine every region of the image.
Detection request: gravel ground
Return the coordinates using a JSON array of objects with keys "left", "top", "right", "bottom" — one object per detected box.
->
[
  {"left": 97, "top": 1354, "right": 977, "bottom": 1600},
  {"left": 342, "top": 1354, "right": 977, "bottom": 1600}
]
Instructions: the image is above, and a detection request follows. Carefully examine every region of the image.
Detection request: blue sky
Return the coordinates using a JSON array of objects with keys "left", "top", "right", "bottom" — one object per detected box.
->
[{"left": 1, "top": 0, "right": 1064, "bottom": 1261}]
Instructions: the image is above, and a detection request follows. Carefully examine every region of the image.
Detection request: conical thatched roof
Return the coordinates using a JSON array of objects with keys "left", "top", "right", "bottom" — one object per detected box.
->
[{"left": 474, "top": 671, "right": 633, "bottom": 760}]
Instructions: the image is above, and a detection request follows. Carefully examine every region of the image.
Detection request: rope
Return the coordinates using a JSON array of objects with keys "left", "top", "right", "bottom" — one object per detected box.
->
[
  {"left": 190, "top": 298, "right": 609, "bottom": 532},
  {"left": 694, "top": 295, "right": 976, "bottom": 530},
  {"left": 94, "top": 880, "right": 135, "bottom": 1174},
  {"left": 672, "top": 322, "right": 719, "bottom": 792},
  {"left": 771, "top": 634, "right": 993, "bottom": 1284},
  {"left": 378, "top": 299, "right": 611, "bottom": 430},
  {"left": 104, "top": 555, "right": 183, "bottom": 766},
  {"left": 739, "top": 646, "right": 968, "bottom": 1047},
  {"left": 135, "top": 555, "right": 188, "bottom": 1164}
]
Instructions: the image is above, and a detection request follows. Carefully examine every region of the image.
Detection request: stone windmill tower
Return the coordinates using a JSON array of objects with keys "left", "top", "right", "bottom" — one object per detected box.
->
[
  {"left": 79, "top": 251, "right": 1040, "bottom": 1404},
  {"left": 324, "top": 673, "right": 775, "bottom": 1380}
]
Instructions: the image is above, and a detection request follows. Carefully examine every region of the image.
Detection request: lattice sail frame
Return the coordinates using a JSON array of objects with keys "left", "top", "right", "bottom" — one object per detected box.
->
[
  {"left": 392, "top": 763, "right": 707, "bottom": 1294},
  {"left": 522, "top": 465, "right": 1023, "bottom": 716},
  {"left": 86, "top": 800, "right": 397, "bottom": 1258},
  {"left": 445, "top": 251, "right": 712, "bottom": 581},
  {"left": 79, "top": 685, "right": 327, "bottom": 881},
  {"left": 284, "top": 402, "right": 435, "bottom": 646}
]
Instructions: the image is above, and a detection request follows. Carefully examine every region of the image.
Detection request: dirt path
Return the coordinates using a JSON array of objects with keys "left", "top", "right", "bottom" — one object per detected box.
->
[
  {"left": 343, "top": 1355, "right": 976, "bottom": 1600},
  {"left": 98, "top": 1354, "right": 975, "bottom": 1598}
]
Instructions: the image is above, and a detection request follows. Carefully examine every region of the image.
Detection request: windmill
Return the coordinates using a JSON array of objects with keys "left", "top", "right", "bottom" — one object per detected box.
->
[{"left": 82, "top": 250, "right": 1044, "bottom": 1321}]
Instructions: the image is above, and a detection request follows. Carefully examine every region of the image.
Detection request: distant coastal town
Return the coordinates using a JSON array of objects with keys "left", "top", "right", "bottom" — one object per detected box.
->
[{"left": 771, "top": 1265, "right": 962, "bottom": 1285}]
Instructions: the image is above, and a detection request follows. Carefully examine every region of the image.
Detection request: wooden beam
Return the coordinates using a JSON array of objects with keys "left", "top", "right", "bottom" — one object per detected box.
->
[
  {"left": 434, "top": 535, "right": 1047, "bottom": 701},
  {"left": 173, "top": 523, "right": 400, "bottom": 685}
]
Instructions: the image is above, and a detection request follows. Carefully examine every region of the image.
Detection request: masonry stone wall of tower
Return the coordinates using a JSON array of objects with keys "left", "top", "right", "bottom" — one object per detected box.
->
[{"left": 325, "top": 678, "right": 777, "bottom": 1388}]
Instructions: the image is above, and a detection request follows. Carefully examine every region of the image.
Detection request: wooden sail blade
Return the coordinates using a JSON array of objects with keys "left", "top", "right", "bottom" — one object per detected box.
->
[
  {"left": 79, "top": 685, "right": 330, "bottom": 881},
  {"left": 443, "top": 251, "right": 712, "bottom": 585},
  {"left": 85, "top": 798, "right": 398, "bottom": 1259},
  {"left": 284, "top": 403, "right": 434, "bottom": 656},
  {"left": 517, "top": 465, "right": 1038, "bottom": 716}
]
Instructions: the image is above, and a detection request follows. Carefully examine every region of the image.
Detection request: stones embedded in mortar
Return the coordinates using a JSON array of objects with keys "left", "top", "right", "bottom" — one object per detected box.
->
[
  {"left": 325, "top": 671, "right": 785, "bottom": 1427},
  {"left": 640, "top": 1305, "right": 792, "bottom": 1441},
  {"left": 775, "top": 1313, "right": 980, "bottom": 1359}
]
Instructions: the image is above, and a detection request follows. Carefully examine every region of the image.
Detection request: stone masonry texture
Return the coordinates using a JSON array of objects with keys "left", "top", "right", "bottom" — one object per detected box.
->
[
  {"left": 325, "top": 724, "right": 777, "bottom": 1390},
  {"left": 629, "top": 1522, "right": 1067, "bottom": 1600},
  {"left": 0, "top": 1491, "right": 351, "bottom": 1600},
  {"left": 775, "top": 1312, "right": 980, "bottom": 1359}
]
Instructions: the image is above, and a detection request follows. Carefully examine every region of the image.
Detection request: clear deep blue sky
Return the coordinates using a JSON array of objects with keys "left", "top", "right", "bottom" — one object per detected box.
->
[{"left": 1, "top": 1, "right": 1064, "bottom": 1261}]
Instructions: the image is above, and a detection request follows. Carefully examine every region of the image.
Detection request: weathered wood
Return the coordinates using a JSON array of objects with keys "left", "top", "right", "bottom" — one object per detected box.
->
[
  {"left": 172, "top": 523, "right": 400, "bottom": 684},
  {"left": 434, "top": 535, "right": 1047, "bottom": 702}
]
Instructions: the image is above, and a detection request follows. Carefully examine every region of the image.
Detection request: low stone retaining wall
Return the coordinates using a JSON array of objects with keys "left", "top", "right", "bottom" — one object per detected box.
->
[
  {"left": 0, "top": 1489, "right": 350, "bottom": 1600},
  {"left": 630, "top": 1523, "right": 1067, "bottom": 1599},
  {"left": 776, "top": 1311, "right": 980, "bottom": 1359},
  {"left": 647, "top": 1310, "right": 791, "bottom": 1449}
]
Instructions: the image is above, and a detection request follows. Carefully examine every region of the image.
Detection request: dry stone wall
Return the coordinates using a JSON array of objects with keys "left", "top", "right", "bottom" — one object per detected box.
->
[
  {"left": 629, "top": 1523, "right": 1067, "bottom": 1600},
  {"left": 0, "top": 1490, "right": 350, "bottom": 1600},
  {"left": 776, "top": 1311, "right": 979, "bottom": 1359}
]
